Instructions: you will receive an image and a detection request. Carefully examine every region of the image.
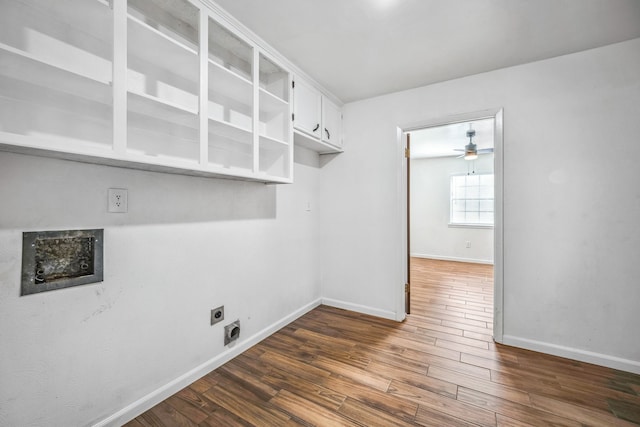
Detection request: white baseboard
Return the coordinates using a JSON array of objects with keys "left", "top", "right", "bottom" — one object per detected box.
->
[
  {"left": 322, "top": 298, "right": 397, "bottom": 321},
  {"left": 94, "top": 298, "right": 322, "bottom": 427},
  {"left": 502, "top": 335, "right": 640, "bottom": 375},
  {"left": 411, "top": 253, "right": 494, "bottom": 265}
]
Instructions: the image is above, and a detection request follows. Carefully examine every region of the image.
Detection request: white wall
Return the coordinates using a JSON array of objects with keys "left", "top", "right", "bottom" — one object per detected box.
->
[
  {"left": 0, "top": 149, "right": 321, "bottom": 426},
  {"left": 411, "top": 154, "right": 493, "bottom": 264},
  {"left": 320, "top": 38, "right": 640, "bottom": 373}
]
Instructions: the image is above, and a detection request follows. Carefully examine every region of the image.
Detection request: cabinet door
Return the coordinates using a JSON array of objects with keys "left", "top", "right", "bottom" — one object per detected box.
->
[
  {"left": 322, "top": 97, "right": 342, "bottom": 147},
  {"left": 293, "top": 79, "right": 321, "bottom": 137}
]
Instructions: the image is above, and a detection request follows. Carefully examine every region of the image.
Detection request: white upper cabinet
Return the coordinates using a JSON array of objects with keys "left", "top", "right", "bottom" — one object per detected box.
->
[
  {"left": 292, "top": 76, "right": 342, "bottom": 154},
  {"left": 322, "top": 97, "right": 342, "bottom": 148},
  {"left": 293, "top": 79, "right": 322, "bottom": 138},
  {"left": 0, "top": 0, "right": 295, "bottom": 183}
]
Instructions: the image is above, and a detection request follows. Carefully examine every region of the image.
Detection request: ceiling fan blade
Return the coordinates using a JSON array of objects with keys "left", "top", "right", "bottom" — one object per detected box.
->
[
  {"left": 477, "top": 148, "right": 494, "bottom": 153},
  {"left": 453, "top": 148, "right": 464, "bottom": 151}
]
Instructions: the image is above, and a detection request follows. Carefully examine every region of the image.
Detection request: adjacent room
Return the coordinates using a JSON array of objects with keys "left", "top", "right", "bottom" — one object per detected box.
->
[{"left": 1, "top": 0, "right": 639, "bottom": 425}]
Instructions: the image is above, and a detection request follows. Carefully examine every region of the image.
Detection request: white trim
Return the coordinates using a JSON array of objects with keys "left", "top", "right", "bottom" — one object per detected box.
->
[
  {"left": 93, "top": 298, "right": 322, "bottom": 427},
  {"left": 492, "top": 109, "right": 504, "bottom": 343},
  {"left": 448, "top": 223, "right": 493, "bottom": 229},
  {"left": 397, "top": 128, "right": 408, "bottom": 320},
  {"left": 411, "top": 253, "right": 494, "bottom": 265},
  {"left": 502, "top": 335, "right": 640, "bottom": 375},
  {"left": 401, "top": 109, "right": 501, "bottom": 133},
  {"left": 112, "top": 0, "right": 126, "bottom": 155},
  {"left": 322, "top": 298, "right": 398, "bottom": 321}
]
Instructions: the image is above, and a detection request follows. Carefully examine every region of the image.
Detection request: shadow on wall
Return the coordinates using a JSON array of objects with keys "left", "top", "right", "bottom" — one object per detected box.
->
[{"left": 0, "top": 151, "right": 279, "bottom": 229}]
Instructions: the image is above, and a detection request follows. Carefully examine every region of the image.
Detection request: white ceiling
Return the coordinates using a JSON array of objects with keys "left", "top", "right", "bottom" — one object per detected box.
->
[
  {"left": 410, "top": 118, "right": 494, "bottom": 159},
  {"left": 213, "top": 0, "right": 640, "bottom": 103}
]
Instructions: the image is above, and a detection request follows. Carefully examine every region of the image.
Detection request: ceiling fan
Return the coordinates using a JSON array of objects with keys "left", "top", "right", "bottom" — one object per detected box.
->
[{"left": 455, "top": 129, "right": 493, "bottom": 160}]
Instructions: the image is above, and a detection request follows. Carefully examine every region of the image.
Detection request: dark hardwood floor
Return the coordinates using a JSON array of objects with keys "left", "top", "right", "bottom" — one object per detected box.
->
[{"left": 125, "top": 258, "right": 640, "bottom": 426}]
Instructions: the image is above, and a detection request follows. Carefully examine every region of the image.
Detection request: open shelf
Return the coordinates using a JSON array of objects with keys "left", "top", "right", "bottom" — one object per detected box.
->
[
  {"left": 259, "top": 87, "right": 289, "bottom": 144},
  {"left": 127, "top": 118, "right": 199, "bottom": 163},
  {"left": 259, "top": 134, "right": 288, "bottom": 151},
  {"left": 208, "top": 16, "right": 253, "bottom": 82},
  {"left": 259, "top": 53, "right": 289, "bottom": 102},
  {"left": 0, "top": 129, "right": 113, "bottom": 156},
  {"left": 128, "top": 90, "right": 198, "bottom": 127},
  {"left": 0, "top": 92, "right": 112, "bottom": 150},
  {"left": 208, "top": 61, "right": 253, "bottom": 132},
  {"left": 294, "top": 129, "right": 343, "bottom": 154},
  {"left": 0, "top": 0, "right": 112, "bottom": 83},
  {"left": 0, "top": 79, "right": 112, "bottom": 150},
  {"left": 259, "top": 142, "right": 290, "bottom": 180},
  {"left": 259, "top": 87, "right": 288, "bottom": 116},
  {"left": 209, "top": 118, "right": 252, "bottom": 145},
  {"left": 128, "top": 14, "right": 199, "bottom": 85},
  {"left": 128, "top": 0, "right": 199, "bottom": 49},
  {"left": 207, "top": 16, "right": 254, "bottom": 155},
  {"left": 209, "top": 60, "right": 253, "bottom": 105},
  {"left": 127, "top": 89, "right": 199, "bottom": 162},
  {"left": 0, "top": 0, "right": 113, "bottom": 155},
  {"left": 0, "top": 44, "right": 111, "bottom": 102},
  {"left": 126, "top": 0, "right": 200, "bottom": 164},
  {"left": 207, "top": 136, "right": 254, "bottom": 171},
  {"left": 259, "top": 105, "right": 288, "bottom": 144}
]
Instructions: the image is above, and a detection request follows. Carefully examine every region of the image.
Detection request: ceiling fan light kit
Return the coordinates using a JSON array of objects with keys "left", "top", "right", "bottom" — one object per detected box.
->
[
  {"left": 464, "top": 151, "right": 478, "bottom": 160},
  {"left": 464, "top": 130, "right": 478, "bottom": 160}
]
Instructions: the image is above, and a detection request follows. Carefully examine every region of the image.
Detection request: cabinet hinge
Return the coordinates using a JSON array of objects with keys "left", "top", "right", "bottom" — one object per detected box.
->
[
  {"left": 292, "top": 81, "right": 295, "bottom": 89},
  {"left": 405, "top": 283, "right": 409, "bottom": 292},
  {"left": 405, "top": 147, "right": 410, "bottom": 158}
]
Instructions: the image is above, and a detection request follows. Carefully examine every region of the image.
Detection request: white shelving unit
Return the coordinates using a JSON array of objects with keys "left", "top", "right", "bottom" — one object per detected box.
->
[
  {"left": 126, "top": 0, "right": 200, "bottom": 163},
  {"left": 0, "top": 0, "right": 114, "bottom": 153},
  {"left": 0, "top": 0, "right": 295, "bottom": 183},
  {"left": 257, "top": 53, "right": 292, "bottom": 179},
  {"left": 206, "top": 16, "right": 254, "bottom": 171}
]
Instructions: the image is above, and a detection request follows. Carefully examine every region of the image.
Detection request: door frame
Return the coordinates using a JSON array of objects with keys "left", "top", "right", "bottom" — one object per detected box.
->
[{"left": 398, "top": 108, "right": 504, "bottom": 343}]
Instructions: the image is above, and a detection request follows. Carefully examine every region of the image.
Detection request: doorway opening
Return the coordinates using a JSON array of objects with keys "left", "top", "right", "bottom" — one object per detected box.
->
[{"left": 400, "top": 109, "right": 503, "bottom": 342}]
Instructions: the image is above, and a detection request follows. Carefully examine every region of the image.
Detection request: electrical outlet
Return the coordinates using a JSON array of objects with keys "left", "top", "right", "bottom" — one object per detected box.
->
[
  {"left": 210, "top": 306, "right": 224, "bottom": 325},
  {"left": 108, "top": 188, "right": 128, "bottom": 213}
]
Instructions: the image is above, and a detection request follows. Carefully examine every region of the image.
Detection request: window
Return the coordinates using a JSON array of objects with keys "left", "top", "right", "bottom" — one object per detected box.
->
[{"left": 450, "top": 173, "right": 494, "bottom": 226}]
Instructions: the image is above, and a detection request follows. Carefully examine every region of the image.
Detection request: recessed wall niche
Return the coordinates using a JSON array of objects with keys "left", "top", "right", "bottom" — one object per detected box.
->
[{"left": 21, "top": 229, "right": 103, "bottom": 296}]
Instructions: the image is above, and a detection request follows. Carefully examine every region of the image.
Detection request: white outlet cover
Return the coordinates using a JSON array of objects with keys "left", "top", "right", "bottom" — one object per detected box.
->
[{"left": 108, "top": 188, "right": 128, "bottom": 213}]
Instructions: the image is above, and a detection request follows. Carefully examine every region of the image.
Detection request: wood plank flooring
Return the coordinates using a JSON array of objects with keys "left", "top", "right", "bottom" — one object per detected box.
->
[{"left": 125, "top": 258, "right": 640, "bottom": 426}]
